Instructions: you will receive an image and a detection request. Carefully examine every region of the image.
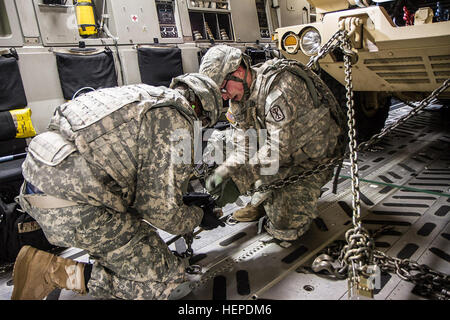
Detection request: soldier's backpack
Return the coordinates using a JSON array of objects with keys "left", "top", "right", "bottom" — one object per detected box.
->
[
  {"left": 0, "top": 199, "right": 57, "bottom": 264},
  {"left": 253, "top": 58, "right": 348, "bottom": 157}
]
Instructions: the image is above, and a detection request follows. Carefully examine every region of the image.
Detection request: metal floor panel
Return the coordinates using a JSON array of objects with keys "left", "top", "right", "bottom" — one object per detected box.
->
[
  {"left": 0, "top": 104, "right": 448, "bottom": 300},
  {"left": 184, "top": 106, "right": 450, "bottom": 301}
]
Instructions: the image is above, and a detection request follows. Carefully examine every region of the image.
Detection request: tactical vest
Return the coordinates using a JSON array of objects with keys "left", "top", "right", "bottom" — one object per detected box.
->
[
  {"left": 250, "top": 58, "right": 348, "bottom": 157},
  {"left": 28, "top": 84, "right": 198, "bottom": 206}
]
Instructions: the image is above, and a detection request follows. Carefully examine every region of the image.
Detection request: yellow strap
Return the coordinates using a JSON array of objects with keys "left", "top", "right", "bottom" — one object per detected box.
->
[{"left": 9, "top": 108, "right": 37, "bottom": 139}]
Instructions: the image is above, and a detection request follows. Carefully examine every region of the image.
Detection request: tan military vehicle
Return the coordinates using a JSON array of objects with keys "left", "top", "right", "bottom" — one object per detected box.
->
[{"left": 273, "top": 0, "right": 450, "bottom": 141}]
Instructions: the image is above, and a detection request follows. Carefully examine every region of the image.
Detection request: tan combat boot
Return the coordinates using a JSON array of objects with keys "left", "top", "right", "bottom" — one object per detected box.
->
[
  {"left": 11, "top": 245, "right": 87, "bottom": 300},
  {"left": 232, "top": 204, "right": 266, "bottom": 222}
]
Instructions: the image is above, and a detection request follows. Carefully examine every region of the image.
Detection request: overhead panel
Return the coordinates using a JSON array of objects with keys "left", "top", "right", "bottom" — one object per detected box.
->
[
  {"left": 15, "top": 0, "right": 41, "bottom": 45},
  {"left": 0, "top": 0, "right": 25, "bottom": 46},
  {"left": 279, "top": 0, "right": 310, "bottom": 26},
  {"left": 255, "top": 0, "right": 270, "bottom": 39},
  {"left": 32, "top": 0, "right": 80, "bottom": 46},
  {"left": 187, "top": 0, "right": 234, "bottom": 42},
  {"left": 156, "top": 0, "right": 179, "bottom": 39},
  {"left": 106, "top": 0, "right": 183, "bottom": 44},
  {"left": 229, "top": 0, "right": 261, "bottom": 42}
]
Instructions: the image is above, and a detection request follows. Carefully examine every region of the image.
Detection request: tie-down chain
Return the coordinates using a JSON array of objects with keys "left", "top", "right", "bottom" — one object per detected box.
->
[
  {"left": 245, "top": 26, "right": 450, "bottom": 299},
  {"left": 308, "top": 27, "right": 449, "bottom": 299},
  {"left": 177, "top": 24, "right": 450, "bottom": 298}
]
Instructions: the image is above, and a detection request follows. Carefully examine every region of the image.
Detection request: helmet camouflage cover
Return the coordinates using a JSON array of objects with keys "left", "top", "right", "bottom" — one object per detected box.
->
[
  {"left": 170, "top": 73, "right": 223, "bottom": 126},
  {"left": 198, "top": 45, "right": 247, "bottom": 88}
]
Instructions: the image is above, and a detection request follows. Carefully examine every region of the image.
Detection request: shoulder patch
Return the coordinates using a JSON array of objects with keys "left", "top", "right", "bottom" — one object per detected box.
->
[{"left": 269, "top": 105, "right": 285, "bottom": 122}]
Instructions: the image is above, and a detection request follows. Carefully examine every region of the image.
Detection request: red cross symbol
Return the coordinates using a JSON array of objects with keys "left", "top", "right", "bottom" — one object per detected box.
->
[{"left": 131, "top": 15, "right": 138, "bottom": 22}]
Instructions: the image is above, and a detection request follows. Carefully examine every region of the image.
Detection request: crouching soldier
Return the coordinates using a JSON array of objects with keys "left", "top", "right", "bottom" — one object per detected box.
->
[
  {"left": 199, "top": 45, "right": 347, "bottom": 242},
  {"left": 11, "top": 73, "right": 223, "bottom": 300}
]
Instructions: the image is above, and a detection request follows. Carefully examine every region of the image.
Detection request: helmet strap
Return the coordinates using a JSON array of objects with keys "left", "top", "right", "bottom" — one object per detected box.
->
[
  {"left": 242, "top": 67, "right": 251, "bottom": 100},
  {"left": 225, "top": 67, "right": 251, "bottom": 100}
]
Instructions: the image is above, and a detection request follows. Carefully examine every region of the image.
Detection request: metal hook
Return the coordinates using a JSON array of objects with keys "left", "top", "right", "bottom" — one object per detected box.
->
[
  {"left": 342, "top": 47, "right": 359, "bottom": 65},
  {"left": 186, "top": 264, "right": 202, "bottom": 274}
]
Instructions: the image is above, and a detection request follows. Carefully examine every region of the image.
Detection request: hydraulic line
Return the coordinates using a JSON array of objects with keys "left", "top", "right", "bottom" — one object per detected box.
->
[{"left": 102, "top": 23, "right": 125, "bottom": 85}]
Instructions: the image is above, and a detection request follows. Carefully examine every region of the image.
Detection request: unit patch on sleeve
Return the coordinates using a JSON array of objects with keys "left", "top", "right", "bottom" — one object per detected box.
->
[{"left": 269, "top": 105, "right": 285, "bottom": 122}]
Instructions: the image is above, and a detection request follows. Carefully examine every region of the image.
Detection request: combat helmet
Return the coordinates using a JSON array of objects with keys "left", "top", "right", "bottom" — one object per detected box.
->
[
  {"left": 170, "top": 73, "right": 223, "bottom": 126},
  {"left": 199, "top": 45, "right": 252, "bottom": 99}
]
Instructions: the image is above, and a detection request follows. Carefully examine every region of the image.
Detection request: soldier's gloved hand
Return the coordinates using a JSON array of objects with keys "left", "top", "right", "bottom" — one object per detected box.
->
[
  {"left": 200, "top": 207, "right": 225, "bottom": 230},
  {"left": 206, "top": 174, "right": 223, "bottom": 192},
  {"left": 206, "top": 166, "right": 229, "bottom": 192}
]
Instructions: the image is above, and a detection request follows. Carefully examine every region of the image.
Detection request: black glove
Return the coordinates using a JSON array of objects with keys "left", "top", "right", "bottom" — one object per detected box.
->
[
  {"left": 183, "top": 192, "right": 225, "bottom": 230},
  {"left": 200, "top": 205, "right": 225, "bottom": 230},
  {"left": 182, "top": 192, "right": 211, "bottom": 207}
]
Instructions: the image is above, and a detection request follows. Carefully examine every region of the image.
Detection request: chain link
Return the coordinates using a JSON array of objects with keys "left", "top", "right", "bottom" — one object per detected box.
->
[
  {"left": 243, "top": 75, "right": 450, "bottom": 197},
  {"left": 334, "top": 33, "right": 375, "bottom": 293},
  {"left": 316, "top": 228, "right": 450, "bottom": 299},
  {"left": 191, "top": 29, "right": 450, "bottom": 297},
  {"left": 373, "top": 250, "right": 450, "bottom": 299},
  {"left": 243, "top": 28, "right": 450, "bottom": 298},
  {"left": 245, "top": 30, "right": 349, "bottom": 197},
  {"left": 357, "top": 79, "right": 450, "bottom": 151},
  {"left": 183, "top": 233, "right": 194, "bottom": 258},
  {"left": 306, "top": 30, "right": 344, "bottom": 70},
  {"left": 244, "top": 27, "right": 450, "bottom": 197}
]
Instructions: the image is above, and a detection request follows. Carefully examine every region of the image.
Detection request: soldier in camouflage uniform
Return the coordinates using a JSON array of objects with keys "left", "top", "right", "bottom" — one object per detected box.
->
[
  {"left": 199, "top": 45, "right": 347, "bottom": 242},
  {"left": 11, "top": 73, "right": 223, "bottom": 300}
]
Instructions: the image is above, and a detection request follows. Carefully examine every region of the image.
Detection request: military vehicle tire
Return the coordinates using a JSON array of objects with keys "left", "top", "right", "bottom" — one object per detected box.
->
[
  {"left": 437, "top": 100, "right": 450, "bottom": 120},
  {"left": 438, "top": 99, "right": 450, "bottom": 107},
  {"left": 354, "top": 92, "right": 390, "bottom": 143},
  {"left": 320, "top": 71, "right": 390, "bottom": 143}
]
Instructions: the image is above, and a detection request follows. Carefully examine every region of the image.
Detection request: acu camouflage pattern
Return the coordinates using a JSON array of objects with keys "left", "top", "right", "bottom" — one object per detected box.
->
[
  {"left": 20, "top": 84, "right": 205, "bottom": 299},
  {"left": 170, "top": 73, "right": 223, "bottom": 126},
  {"left": 19, "top": 191, "right": 186, "bottom": 299},
  {"left": 216, "top": 58, "right": 347, "bottom": 241},
  {"left": 262, "top": 170, "right": 332, "bottom": 241},
  {"left": 199, "top": 45, "right": 246, "bottom": 89}
]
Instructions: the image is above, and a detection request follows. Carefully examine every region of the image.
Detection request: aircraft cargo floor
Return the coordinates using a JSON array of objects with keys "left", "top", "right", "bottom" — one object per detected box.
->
[{"left": 1, "top": 102, "right": 449, "bottom": 301}]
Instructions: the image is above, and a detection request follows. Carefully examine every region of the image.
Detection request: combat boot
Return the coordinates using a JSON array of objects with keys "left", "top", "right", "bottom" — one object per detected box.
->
[
  {"left": 11, "top": 245, "right": 87, "bottom": 300},
  {"left": 232, "top": 204, "right": 266, "bottom": 222}
]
